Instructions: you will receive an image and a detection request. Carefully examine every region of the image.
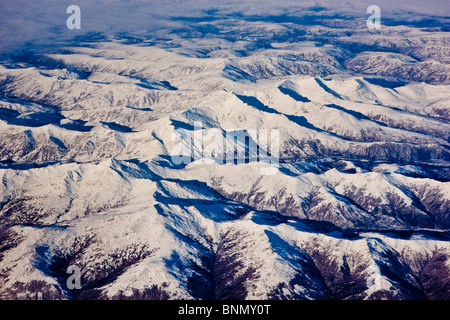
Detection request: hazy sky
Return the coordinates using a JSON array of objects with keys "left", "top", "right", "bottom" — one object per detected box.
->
[{"left": 0, "top": 0, "right": 448, "bottom": 53}]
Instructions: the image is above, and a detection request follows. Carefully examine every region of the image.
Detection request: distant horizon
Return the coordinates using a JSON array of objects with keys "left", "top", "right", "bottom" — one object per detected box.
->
[{"left": 1, "top": 0, "right": 449, "bottom": 53}]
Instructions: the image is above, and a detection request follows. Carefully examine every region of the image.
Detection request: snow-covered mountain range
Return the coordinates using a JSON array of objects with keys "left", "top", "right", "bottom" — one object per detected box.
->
[{"left": 0, "top": 0, "right": 449, "bottom": 300}]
